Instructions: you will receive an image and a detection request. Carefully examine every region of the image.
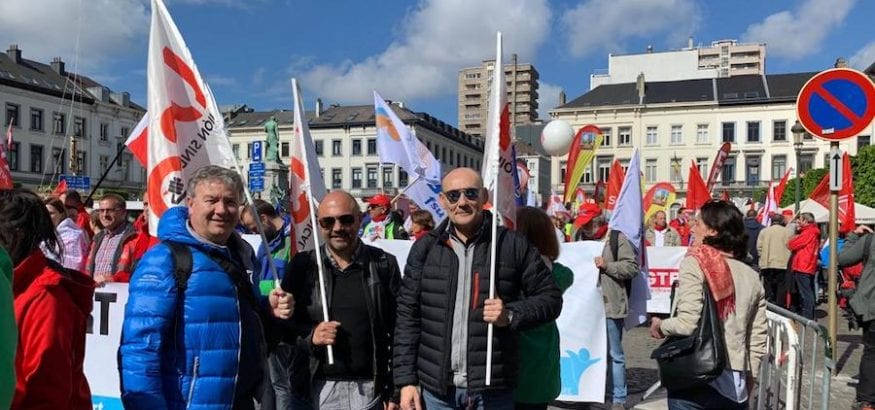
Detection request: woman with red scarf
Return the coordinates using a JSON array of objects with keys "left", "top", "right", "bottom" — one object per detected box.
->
[{"left": 649, "top": 200, "right": 767, "bottom": 409}]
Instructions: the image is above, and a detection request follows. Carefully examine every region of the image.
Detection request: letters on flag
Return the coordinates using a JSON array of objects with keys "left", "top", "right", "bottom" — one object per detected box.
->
[
  {"left": 144, "top": 0, "right": 236, "bottom": 235},
  {"left": 289, "top": 79, "right": 327, "bottom": 255},
  {"left": 603, "top": 160, "right": 625, "bottom": 212},
  {"left": 563, "top": 125, "right": 603, "bottom": 203}
]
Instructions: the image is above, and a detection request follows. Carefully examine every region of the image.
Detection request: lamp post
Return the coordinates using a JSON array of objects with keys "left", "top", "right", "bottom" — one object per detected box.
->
[
  {"left": 791, "top": 120, "right": 805, "bottom": 213},
  {"left": 671, "top": 152, "right": 683, "bottom": 190}
]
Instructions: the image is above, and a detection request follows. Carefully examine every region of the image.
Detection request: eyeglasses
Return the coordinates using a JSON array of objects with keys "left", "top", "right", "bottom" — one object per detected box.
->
[
  {"left": 98, "top": 208, "right": 124, "bottom": 214},
  {"left": 318, "top": 214, "right": 356, "bottom": 229},
  {"left": 443, "top": 188, "right": 480, "bottom": 204}
]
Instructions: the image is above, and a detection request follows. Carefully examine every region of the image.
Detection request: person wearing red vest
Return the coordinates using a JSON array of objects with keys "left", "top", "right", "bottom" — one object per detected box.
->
[{"left": 788, "top": 212, "right": 821, "bottom": 319}]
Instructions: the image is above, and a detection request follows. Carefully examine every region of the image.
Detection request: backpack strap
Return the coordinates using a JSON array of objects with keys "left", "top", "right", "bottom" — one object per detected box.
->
[
  {"left": 610, "top": 229, "right": 620, "bottom": 262},
  {"left": 163, "top": 241, "right": 193, "bottom": 300}
]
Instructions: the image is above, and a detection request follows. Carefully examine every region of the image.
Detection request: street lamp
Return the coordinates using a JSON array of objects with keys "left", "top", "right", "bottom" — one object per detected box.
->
[
  {"left": 791, "top": 120, "right": 806, "bottom": 213},
  {"left": 671, "top": 152, "right": 683, "bottom": 190}
]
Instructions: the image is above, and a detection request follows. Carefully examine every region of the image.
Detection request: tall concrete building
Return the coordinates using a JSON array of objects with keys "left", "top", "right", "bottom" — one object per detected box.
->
[
  {"left": 458, "top": 58, "right": 539, "bottom": 137},
  {"left": 590, "top": 38, "right": 766, "bottom": 90}
]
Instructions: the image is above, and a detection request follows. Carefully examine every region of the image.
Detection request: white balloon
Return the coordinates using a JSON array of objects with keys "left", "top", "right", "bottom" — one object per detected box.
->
[{"left": 540, "top": 120, "right": 575, "bottom": 156}]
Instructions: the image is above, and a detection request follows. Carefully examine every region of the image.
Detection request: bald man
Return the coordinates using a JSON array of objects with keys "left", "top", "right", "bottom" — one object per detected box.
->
[
  {"left": 394, "top": 167, "right": 563, "bottom": 410},
  {"left": 281, "top": 190, "right": 402, "bottom": 409}
]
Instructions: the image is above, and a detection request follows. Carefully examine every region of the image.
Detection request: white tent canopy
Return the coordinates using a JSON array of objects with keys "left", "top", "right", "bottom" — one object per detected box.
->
[{"left": 781, "top": 199, "right": 875, "bottom": 224}]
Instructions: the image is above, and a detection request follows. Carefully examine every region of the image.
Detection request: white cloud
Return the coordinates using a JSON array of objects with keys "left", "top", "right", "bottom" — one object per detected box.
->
[
  {"left": 0, "top": 0, "right": 149, "bottom": 69},
  {"left": 850, "top": 41, "right": 875, "bottom": 70},
  {"left": 538, "top": 82, "right": 564, "bottom": 120},
  {"left": 296, "top": 0, "right": 551, "bottom": 105},
  {"left": 562, "top": 0, "right": 699, "bottom": 58},
  {"left": 205, "top": 74, "right": 237, "bottom": 86},
  {"left": 741, "top": 0, "right": 855, "bottom": 59}
]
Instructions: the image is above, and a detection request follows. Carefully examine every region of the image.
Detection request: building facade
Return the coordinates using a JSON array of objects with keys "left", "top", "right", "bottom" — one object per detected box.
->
[
  {"left": 550, "top": 72, "right": 870, "bottom": 200},
  {"left": 226, "top": 103, "right": 483, "bottom": 201},
  {"left": 0, "top": 45, "right": 146, "bottom": 196},
  {"left": 458, "top": 58, "right": 539, "bottom": 137}
]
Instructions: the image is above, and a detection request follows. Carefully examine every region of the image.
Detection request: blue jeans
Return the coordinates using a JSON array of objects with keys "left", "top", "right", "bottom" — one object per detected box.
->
[
  {"left": 422, "top": 387, "right": 515, "bottom": 410},
  {"left": 795, "top": 272, "right": 816, "bottom": 320},
  {"left": 606, "top": 318, "right": 627, "bottom": 404},
  {"left": 667, "top": 385, "right": 747, "bottom": 409}
]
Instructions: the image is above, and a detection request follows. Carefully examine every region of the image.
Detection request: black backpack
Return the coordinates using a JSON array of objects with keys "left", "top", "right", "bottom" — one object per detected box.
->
[{"left": 162, "top": 241, "right": 258, "bottom": 308}]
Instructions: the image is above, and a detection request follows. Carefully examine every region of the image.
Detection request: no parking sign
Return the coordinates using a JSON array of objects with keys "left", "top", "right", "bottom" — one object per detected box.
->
[{"left": 796, "top": 68, "right": 875, "bottom": 141}]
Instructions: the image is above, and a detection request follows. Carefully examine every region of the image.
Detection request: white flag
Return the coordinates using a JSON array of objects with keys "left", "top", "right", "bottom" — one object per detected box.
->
[
  {"left": 374, "top": 91, "right": 441, "bottom": 183},
  {"left": 481, "top": 32, "right": 517, "bottom": 229},
  {"left": 145, "top": 0, "right": 235, "bottom": 234},
  {"left": 289, "top": 79, "right": 327, "bottom": 254}
]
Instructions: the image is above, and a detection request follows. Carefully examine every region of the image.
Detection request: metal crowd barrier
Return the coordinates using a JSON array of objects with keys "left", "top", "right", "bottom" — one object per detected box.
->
[{"left": 755, "top": 303, "right": 834, "bottom": 410}]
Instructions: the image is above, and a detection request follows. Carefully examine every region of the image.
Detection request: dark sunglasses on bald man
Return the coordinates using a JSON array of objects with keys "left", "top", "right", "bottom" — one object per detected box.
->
[
  {"left": 318, "top": 214, "right": 356, "bottom": 229},
  {"left": 443, "top": 188, "right": 480, "bottom": 204}
]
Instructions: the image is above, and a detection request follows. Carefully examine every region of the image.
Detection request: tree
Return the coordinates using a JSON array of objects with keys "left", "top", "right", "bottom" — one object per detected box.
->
[
  {"left": 779, "top": 168, "right": 828, "bottom": 208},
  {"left": 852, "top": 145, "right": 875, "bottom": 208}
]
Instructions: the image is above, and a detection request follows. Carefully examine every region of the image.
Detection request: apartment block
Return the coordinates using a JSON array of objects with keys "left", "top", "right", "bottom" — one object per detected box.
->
[{"left": 458, "top": 59, "right": 539, "bottom": 137}]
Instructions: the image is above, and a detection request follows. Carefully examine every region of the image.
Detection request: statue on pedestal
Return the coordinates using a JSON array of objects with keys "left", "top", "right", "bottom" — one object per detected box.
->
[{"left": 264, "top": 116, "right": 283, "bottom": 165}]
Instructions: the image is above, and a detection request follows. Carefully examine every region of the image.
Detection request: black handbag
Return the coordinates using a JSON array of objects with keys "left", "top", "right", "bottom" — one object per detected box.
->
[{"left": 650, "top": 281, "right": 728, "bottom": 391}]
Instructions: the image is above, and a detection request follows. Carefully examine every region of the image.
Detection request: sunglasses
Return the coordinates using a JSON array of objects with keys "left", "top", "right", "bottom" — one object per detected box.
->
[
  {"left": 443, "top": 188, "right": 480, "bottom": 204},
  {"left": 318, "top": 214, "right": 356, "bottom": 229}
]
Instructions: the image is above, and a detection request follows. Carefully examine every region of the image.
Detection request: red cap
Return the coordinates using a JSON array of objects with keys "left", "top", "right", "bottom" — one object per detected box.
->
[
  {"left": 574, "top": 203, "right": 602, "bottom": 228},
  {"left": 367, "top": 194, "right": 392, "bottom": 207},
  {"left": 781, "top": 209, "right": 794, "bottom": 217}
]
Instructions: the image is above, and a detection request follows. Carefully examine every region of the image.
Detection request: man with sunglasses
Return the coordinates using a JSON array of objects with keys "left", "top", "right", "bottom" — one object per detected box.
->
[
  {"left": 85, "top": 193, "right": 137, "bottom": 283},
  {"left": 361, "top": 193, "right": 409, "bottom": 241},
  {"left": 395, "top": 167, "right": 562, "bottom": 410},
  {"left": 282, "top": 190, "right": 402, "bottom": 409}
]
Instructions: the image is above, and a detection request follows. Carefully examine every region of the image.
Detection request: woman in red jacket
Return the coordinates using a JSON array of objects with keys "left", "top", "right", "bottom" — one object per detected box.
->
[
  {"left": 788, "top": 212, "right": 822, "bottom": 320},
  {"left": 0, "top": 189, "right": 95, "bottom": 409}
]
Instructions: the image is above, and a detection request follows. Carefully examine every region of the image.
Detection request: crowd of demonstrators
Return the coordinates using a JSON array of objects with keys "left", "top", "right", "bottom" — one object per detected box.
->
[
  {"left": 60, "top": 190, "right": 94, "bottom": 239},
  {"left": 129, "top": 199, "right": 160, "bottom": 263},
  {"left": 408, "top": 209, "right": 435, "bottom": 240},
  {"left": 838, "top": 225, "right": 875, "bottom": 410},
  {"left": 644, "top": 210, "right": 680, "bottom": 247},
  {"left": 650, "top": 200, "right": 767, "bottom": 409},
  {"left": 514, "top": 206, "right": 574, "bottom": 410},
  {"left": 757, "top": 214, "right": 793, "bottom": 304},
  {"left": 361, "top": 193, "right": 409, "bottom": 241},
  {"left": 573, "top": 203, "right": 606, "bottom": 242},
  {"left": 1, "top": 188, "right": 96, "bottom": 409},
  {"left": 550, "top": 213, "right": 568, "bottom": 243},
  {"left": 0, "top": 247, "right": 15, "bottom": 409},
  {"left": 42, "top": 196, "right": 90, "bottom": 272},
  {"left": 743, "top": 209, "right": 764, "bottom": 267},
  {"left": 669, "top": 206, "right": 693, "bottom": 246},
  {"left": 395, "top": 168, "right": 563, "bottom": 410},
  {"left": 84, "top": 193, "right": 138, "bottom": 284},
  {"left": 788, "top": 212, "right": 821, "bottom": 320},
  {"left": 118, "top": 166, "right": 292, "bottom": 410},
  {"left": 281, "top": 190, "right": 402, "bottom": 409}
]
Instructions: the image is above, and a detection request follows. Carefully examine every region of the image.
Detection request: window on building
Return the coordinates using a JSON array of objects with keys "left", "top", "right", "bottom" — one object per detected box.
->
[
  {"left": 53, "top": 112, "right": 66, "bottom": 135},
  {"left": 646, "top": 126, "right": 658, "bottom": 145},
  {"left": 30, "top": 108, "right": 43, "bottom": 132},
  {"left": 366, "top": 166, "right": 378, "bottom": 188},
  {"left": 618, "top": 126, "right": 632, "bottom": 146},
  {"left": 30, "top": 145, "right": 43, "bottom": 173},
  {"left": 76, "top": 151, "right": 86, "bottom": 174},
  {"left": 74, "top": 116, "right": 86, "bottom": 138},
  {"left": 598, "top": 159, "right": 611, "bottom": 182},
  {"left": 858, "top": 135, "right": 871, "bottom": 150},
  {"left": 332, "top": 168, "right": 342, "bottom": 189},
  {"left": 696, "top": 157, "right": 708, "bottom": 177},
  {"left": 367, "top": 138, "right": 377, "bottom": 155},
  {"left": 8, "top": 142, "right": 19, "bottom": 171},
  {"left": 799, "top": 154, "right": 814, "bottom": 174},
  {"left": 772, "top": 155, "right": 787, "bottom": 180},
  {"left": 696, "top": 124, "right": 709, "bottom": 143},
  {"left": 601, "top": 128, "right": 612, "bottom": 147},
  {"left": 5, "top": 103, "right": 19, "bottom": 128},
  {"left": 745, "top": 156, "right": 760, "bottom": 186},
  {"left": 583, "top": 165, "right": 593, "bottom": 184},
  {"left": 280, "top": 142, "right": 289, "bottom": 157},
  {"left": 721, "top": 157, "right": 736, "bottom": 186},
  {"left": 670, "top": 125, "right": 683, "bottom": 144},
  {"left": 426, "top": 141, "right": 432, "bottom": 151},
  {"left": 433, "top": 144, "right": 440, "bottom": 160},
  {"left": 747, "top": 121, "right": 760, "bottom": 143},
  {"left": 399, "top": 169, "right": 409, "bottom": 186},
  {"left": 352, "top": 168, "right": 362, "bottom": 188},
  {"left": 773, "top": 120, "right": 787, "bottom": 142},
  {"left": 332, "top": 140, "right": 342, "bottom": 156},
  {"left": 99, "top": 122, "right": 109, "bottom": 142},
  {"left": 559, "top": 160, "right": 567, "bottom": 184},
  {"left": 352, "top": 139, "right": 362, "bottom": 156},
  {"left": 315, "top": 140, "right": 324, "bottom": 156},
  {"left": 722, "top": 122, "right": 735, "bottom": 143},
  {"left": 382, "top": 167, "right": 393, "bottom": 187},
  {"left": 456, "top": 153, "right": 461, "bottom": 167},
  {"left": 99, "top": 155, "right": 109, "bottom": 173},
  {"left": 448, "top": 149, "right": 455, "bottom": 166},
  {"left": 51, "top": 148, "right": 65, "bottom": 174},
  {"left": 121, "top": 126, "right": 130, "bottom": 139},
  {"left": 476, "top": 160, "right": 481, "bottom": 169},
  {"left": 645, "top": 159, "right": 657, "bottom": 183},
  {"left": 246, "top": 142, "right": 252, "bottom": 159},
  {"left": 442, "top": 147, "right": 447, "bottom": 164}
]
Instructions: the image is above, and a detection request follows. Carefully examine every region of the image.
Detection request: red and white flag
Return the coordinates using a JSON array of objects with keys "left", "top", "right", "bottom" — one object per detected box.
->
[
  {"left": 288, "top": 79, "right": 327, "bottom": 255},
  {"left": 0, "top": 122, "right": 12, "bottom": 189},
  {"left": 759, "top": 183, "right": 777, "bottom": 226},
  {"left": 124, "top": 114, "right": 150, "bottom": 167},
  {"left": 5, "top": 121, "right": 12, "bottom": 148},
  {"left": 481, "top": 32, "right": 517, "bottom": 229},
  {"left": 141, "top": 0, "right": 235, "bottom": 234}
]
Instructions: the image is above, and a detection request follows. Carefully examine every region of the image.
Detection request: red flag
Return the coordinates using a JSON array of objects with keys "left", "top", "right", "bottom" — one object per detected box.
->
[
  {"left": 124, "top": 114, "right": 149, "bottom": 167},
  {"left": 808, "top": 153, "right": 855, "bottom": 233},
  {"left": 774, "top": 167, "right": 793, "bottom": 205},
  {"left": 52, "top": 179, "right": 68, "bottom": 196},
  {"left": 0, "top": 144, "right": 11, "bottom": 190},
  {"left": 604, "top": 160, "right": 625, "bottom": 211},
  {"left": 5, "top": 121, "right": 12, "bottom": 148},
  {"left": 721, "top": 190, "right": 730, "bottom": 201},
  {"left": 686, "top": 160, "right": 709, "bottom": 210},
  {"left": 705, "top": 142, "right": 731, "bottom": 192}
]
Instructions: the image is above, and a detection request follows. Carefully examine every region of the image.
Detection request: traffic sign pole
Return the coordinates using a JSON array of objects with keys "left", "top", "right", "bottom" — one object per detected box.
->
[{"left": 828, "top": 141, "right": 839, "bottom": 367}]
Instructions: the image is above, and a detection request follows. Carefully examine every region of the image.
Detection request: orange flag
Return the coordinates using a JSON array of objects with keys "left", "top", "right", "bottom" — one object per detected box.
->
[{"left": 603, "top": 160, "right": 625, "bottom": 211}]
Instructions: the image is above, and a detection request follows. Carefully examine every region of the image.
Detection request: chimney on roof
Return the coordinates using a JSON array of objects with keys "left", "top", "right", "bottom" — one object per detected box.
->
[
  {"left": 646, "top": 45, "right": 653, "bottom": 53},
  {"left": 315, "top": 98, "right": 322, "bottom": 117},
  {"left": 121, "top": 91, "right": 130, "bottom": 107},
  {"left": 7, "top": 44, "right": 21, "bottom": 64},
  {"left": 51, "top": 57, "right": 65, "bottom": 76},
  {"left": 834, "top": 57, "right": 848, "bottom": 68},
  {"left": 558, "top": 89, "right": 566, "bottom": 106},
  {"left": 636, "top": 72, "right": 646, "bottom": 104}
]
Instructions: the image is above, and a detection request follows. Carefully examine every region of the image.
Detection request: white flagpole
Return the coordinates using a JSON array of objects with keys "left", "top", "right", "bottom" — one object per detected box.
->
[
  {"left": 293, "top": 78, "right": 333, "bottom": 364},
  {"left": 485, "top": 31, "right": 503, "bottom": 386},
  {"left": 390, "top": 174, "right": 422, "bottom": 203}
]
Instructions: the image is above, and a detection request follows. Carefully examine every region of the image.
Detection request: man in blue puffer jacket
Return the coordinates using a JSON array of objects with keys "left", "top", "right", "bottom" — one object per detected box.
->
[{"left": 118, "top": 166, "right": 294, "bottom": 410}]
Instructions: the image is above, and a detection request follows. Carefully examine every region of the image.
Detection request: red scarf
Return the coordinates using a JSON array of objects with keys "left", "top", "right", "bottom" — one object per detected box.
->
[
  {"left": 686, "top": 245, "right": 735, "bottom": 320},
  {"left": 654, "top": 224, "right": 667, "bottom": 232}
]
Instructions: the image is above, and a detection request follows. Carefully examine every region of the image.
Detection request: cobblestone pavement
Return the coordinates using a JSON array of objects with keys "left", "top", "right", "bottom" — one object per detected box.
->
[{"left": 549, "top": 306, "right": 865, "bottom": 410}]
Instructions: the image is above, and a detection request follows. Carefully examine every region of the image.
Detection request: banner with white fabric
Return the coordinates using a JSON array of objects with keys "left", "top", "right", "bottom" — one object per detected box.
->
[
  {"left": 84, "top": 283, "right": 129, "bottom": 410},
  {"left": 645, "top": 246, "right": 688, "bottom": 314}
]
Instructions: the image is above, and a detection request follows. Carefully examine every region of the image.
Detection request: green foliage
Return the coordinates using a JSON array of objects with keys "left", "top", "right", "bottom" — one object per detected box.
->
[
  {"left": 779, "top": 168, "right": 828, "bottom": 208},
  {"left": 852, "top": 145, "right": 875, "bottom": 207}
]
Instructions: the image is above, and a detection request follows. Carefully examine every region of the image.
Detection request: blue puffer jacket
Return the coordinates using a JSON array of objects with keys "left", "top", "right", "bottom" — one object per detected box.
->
[{"left": 119, "top": 206, "right": 262, "bottom": 410}]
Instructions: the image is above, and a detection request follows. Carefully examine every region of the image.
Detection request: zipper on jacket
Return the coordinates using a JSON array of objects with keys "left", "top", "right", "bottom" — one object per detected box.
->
[{"left": 186, "top": 356, "right": 200, "bottom": 409}]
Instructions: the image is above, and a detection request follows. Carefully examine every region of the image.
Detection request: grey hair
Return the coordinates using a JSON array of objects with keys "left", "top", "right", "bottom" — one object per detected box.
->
[
  {"left": 186, "top": 165, "right": 244, "bottom": 201},
  {"left": 799, "top": 212, "right": 816, "bottom": 223}
]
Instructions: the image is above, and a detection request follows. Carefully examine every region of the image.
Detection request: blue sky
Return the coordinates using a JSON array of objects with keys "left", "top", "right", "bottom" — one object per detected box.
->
[{"left": 2, "top": 0, "right": 874, "bottom": 126}]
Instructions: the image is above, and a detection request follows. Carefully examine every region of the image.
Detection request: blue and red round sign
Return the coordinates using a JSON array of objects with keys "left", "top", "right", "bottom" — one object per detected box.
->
[{"left": 796, "top": 68, "right": 875, "bottom": 141}]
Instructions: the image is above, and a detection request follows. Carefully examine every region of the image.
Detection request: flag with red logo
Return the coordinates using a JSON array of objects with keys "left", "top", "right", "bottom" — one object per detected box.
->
[
  {"left": 686, "top": 160, "right": 709, "bottom": 210},
  {"left": 124, "top": 114, "right": 149, "bottom": 167},
  {"left": 809, "top": 153, "right": 855, "bottom": 233},
  {"left": 289, "top": 79, "right": 327, "bottom": 255},
  {"left": 481, "top": 32, "right": 517, "bottom": 229},
  {"left": 141, "top": 0, "right": 235, "bottom": 235},
  {"left": 0, "top": 121, "right": 12, "bottom": 189},
  {"left": 603, "top": 160, "right": 625, "bottom": 212}
]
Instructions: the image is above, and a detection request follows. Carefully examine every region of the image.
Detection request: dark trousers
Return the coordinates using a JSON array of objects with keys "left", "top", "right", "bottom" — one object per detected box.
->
[
  {"left": 667, "top": 385, "right": 747, "bottom": 409},
  {"left": 761, "top": 268, "right": 785, "bottom": 304},
  {"left": 859, "top": 321, "right": 875, "bottom": 403},
  {"left": 795, "top": 272, "right": 816, "bottom": 320}
]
